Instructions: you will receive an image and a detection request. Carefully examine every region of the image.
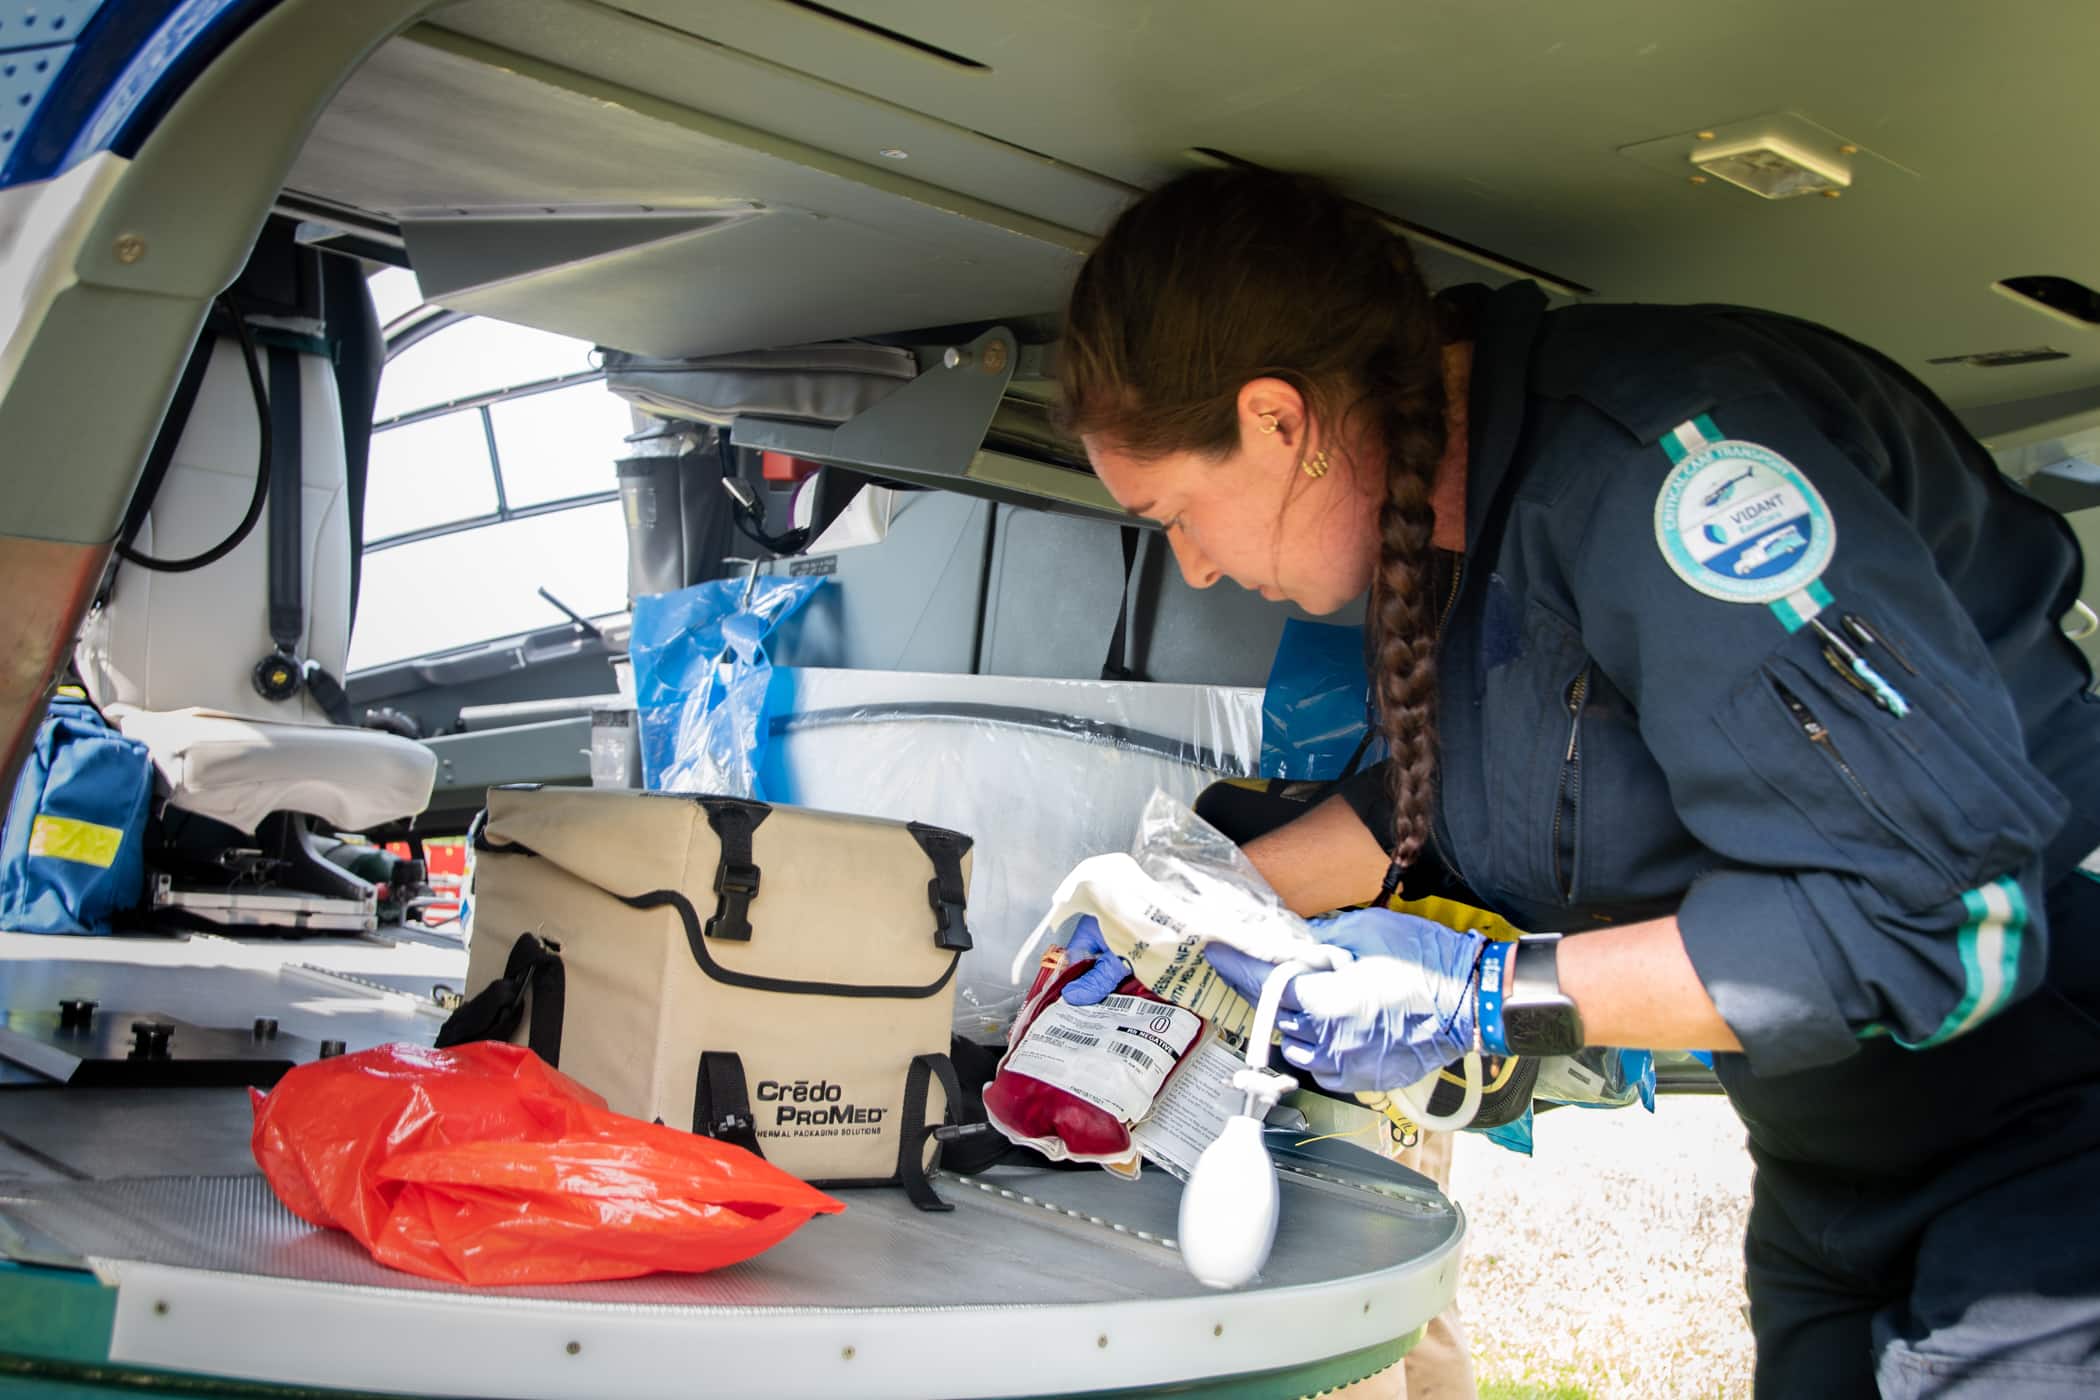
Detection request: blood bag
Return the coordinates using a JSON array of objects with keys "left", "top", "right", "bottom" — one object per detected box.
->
[{"left": 983, "top": 948, "right": 1205, "bottom": 1178}]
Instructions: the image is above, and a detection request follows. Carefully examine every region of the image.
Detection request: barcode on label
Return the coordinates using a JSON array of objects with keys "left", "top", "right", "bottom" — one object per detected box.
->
[
  {"left": 1040, "top": 1026, "right": 1101, "bottom": 1049},
  {"left": 1110, "top": 1040, "right": 1158, "bottom": 1074}
]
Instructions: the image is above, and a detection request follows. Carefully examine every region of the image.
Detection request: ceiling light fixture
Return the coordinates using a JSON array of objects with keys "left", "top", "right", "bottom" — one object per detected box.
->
[{"left": 1690, "top": 134, "right": 1851, "bottom": 200}]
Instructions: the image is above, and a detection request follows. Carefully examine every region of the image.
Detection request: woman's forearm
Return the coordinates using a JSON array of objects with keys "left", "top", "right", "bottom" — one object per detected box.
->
[
  {"left": 1241, "top": 794, "right": 1393, "bottom": 917},
  {"left": 1556, "top": 916, "right": 1741, "bottom": 1052},
  {"left": 1238, "top": 796, "right": 1741, "bottom": 1052}
]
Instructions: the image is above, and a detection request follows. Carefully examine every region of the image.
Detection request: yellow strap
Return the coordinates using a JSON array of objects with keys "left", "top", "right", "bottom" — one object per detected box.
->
[
  {"left": 27, "top": 814, "right": 124, "bottom": 869},
  {"left": 1384, "top": 891, "right": 1526, "bottom": 943}
]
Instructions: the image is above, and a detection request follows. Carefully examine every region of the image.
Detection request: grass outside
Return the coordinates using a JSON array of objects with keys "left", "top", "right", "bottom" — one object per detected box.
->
[
  {"left": 1452, "top": 1096, "right": 1756, "bottom": 1400},
  {"left": 1481, "top": 1382, "right": 1595, "bottom": 1400}
]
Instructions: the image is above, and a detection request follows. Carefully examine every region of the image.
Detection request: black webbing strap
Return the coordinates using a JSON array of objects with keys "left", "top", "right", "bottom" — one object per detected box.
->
[
  {"left": 246, "top": 342, "right": 352, "bottom": 725},
  {"left": 117, "top": 329, "right": 218, "bottom": 559},
  {"left": 1100, "top": 526, "right": 1142, "bottom": 681},
  {"left": 432, "top": 932, "right": 566, "bottom": 1067},
  {"left": 906, "top": 823, "right": 974, "bottom": 953},
  {"left": 700, "top": 798, "right": 769, "bottom": 941},
  {"left": 896, "top": 1052, "right": 964, "bottom": 1212},
  {"left": 303, "top": 665, "right": 354, "bottom": 726},
  {"left": 265, "top": 345, "right": 304, "bottom": 653},
  {"left": 692, "top": 1050, "right": 765, "bottom": 1157}
]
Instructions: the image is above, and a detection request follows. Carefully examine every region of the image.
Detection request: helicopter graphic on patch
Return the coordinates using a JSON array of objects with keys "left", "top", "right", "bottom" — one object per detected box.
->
[{"left": 1655, "top": 440, "right": 1834, "bottom": 605}]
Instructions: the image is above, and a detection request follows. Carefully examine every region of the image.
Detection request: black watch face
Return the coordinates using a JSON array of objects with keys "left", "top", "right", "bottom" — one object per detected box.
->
[{"left": 1505, "top": 1003, "right": 1584, "bottom": 1058}]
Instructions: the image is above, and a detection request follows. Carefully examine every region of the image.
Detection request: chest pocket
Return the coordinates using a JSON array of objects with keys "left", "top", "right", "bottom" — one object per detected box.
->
[
  {"left": 1714, "top": 621, "right": 2067, "bottom": 913},
  {"left": 1477, "top": 599, "right": 1706, "bottom": 921}
]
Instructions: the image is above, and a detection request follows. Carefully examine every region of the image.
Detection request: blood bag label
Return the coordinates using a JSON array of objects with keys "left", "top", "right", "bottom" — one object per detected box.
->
[
  {"left": 1002, "top": 994, "right": 1203, "bottom": 1124},
  {"left": 1131, "top": 1032, "right": 1245, "bottom": 1182}
]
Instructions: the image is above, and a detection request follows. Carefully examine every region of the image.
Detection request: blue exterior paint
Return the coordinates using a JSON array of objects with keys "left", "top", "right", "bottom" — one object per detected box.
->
[
  {"left": 0, "top": 1, "right": 105, "bottom": 55},
  {"left": 0, "top": 0, "right": 281, "bottom": 190}
]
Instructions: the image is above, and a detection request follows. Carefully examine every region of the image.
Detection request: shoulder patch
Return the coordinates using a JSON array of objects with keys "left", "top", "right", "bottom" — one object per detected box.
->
[{"left": 1653, "top": 435, "right": 1834, "bottom": 605}]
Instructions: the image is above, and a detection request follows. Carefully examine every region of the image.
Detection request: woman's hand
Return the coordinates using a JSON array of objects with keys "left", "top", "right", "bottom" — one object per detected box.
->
[
  {"left": 1057, "top": 916, "right": 1133, "bottom": 1006},
  {"left": 1203, "top": 909, "right": 1486, "bottom": 1092}
]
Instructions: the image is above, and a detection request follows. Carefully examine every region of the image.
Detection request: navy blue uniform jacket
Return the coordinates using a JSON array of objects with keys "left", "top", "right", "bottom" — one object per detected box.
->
[{"left": 1356, "top": 282, "right": 2100, "bottom": 1094}]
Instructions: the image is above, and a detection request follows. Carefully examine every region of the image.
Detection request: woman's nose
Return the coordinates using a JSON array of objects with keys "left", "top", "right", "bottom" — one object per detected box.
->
[{"left": 1165, "top": 527, "right": 1221, "bottom": 590}]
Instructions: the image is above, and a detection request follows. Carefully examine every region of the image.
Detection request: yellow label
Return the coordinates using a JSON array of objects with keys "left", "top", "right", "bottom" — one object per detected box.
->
[{"left": 27, "top": 814, "right": 124, "bottom": 868}]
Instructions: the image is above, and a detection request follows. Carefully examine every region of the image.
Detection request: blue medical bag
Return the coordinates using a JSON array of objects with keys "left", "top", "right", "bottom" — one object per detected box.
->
[{"left": 0, "top": 691, "right": 153, "bottom": 934}]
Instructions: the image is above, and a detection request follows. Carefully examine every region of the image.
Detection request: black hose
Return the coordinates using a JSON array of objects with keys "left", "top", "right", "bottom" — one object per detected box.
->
[{"left": 116, "top": 298, "right": 272, "bottom": 574}]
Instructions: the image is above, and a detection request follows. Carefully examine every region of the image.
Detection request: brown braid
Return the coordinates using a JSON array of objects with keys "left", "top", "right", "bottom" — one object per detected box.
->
[{"left": 1059, "top": 169, "right": 1448, "bottom": 870}]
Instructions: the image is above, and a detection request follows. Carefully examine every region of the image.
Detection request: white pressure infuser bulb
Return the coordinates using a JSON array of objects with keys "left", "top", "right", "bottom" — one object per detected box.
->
[
  {"left": 1177, "top": 1114, "right": 1278, "bottom": 1290},
  {"left": 1176, "top": 956, "right": 1325, "bottom": 1290}
]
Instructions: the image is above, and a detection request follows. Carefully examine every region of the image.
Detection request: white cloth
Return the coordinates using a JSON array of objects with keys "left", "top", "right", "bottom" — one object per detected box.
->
[{"left": 111, "top": 707, "right": 434, "bottom": 834}]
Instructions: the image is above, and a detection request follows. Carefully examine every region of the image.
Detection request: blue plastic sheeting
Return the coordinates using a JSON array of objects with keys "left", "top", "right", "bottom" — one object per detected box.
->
[
  {"left": 1260, "top": 619, "right": 1376, "bottom": 781},
  {"left": 630, "top": 576, "right": 822, "bottom": 797}
]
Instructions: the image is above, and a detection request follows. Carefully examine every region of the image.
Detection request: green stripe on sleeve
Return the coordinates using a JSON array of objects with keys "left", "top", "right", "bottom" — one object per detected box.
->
[{"left": 1897, "top": 878, "right": 2027, "bottom": 1050}]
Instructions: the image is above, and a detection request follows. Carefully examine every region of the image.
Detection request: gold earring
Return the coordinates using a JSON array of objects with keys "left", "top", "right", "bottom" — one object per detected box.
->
[
  {"left": 1258, "top": 413, "right": 1279, "bottom": 435},
  {"left": 1302, "top": 449, "right": 1331, "bottom": 479}
]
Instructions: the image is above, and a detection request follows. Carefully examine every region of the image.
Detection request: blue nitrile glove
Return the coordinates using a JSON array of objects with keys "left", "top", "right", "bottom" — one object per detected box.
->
[
  {"left": 1059, "top": 916, "right": 1133, "bottom": 1006},
  {"left": 1202, "top": 909, "right": 1486, "bottom": 1093}
]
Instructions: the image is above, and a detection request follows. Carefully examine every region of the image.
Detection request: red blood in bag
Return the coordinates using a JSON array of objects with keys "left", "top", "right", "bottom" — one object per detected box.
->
[{"left": 983, "top": 957, "right": 1202, "bottom": 1170}]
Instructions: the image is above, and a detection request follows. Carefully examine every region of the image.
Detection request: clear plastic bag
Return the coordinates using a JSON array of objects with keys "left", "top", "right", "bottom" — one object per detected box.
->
[{"left": 754, "top": 669, "right": 1262, "bottom": 1036}]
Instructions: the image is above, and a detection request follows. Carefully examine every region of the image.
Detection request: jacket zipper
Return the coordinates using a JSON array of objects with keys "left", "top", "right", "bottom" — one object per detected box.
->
[
  {"left": 1550, "top": 667, "right": 1588, "bottom": 902},
  {"left": 1767, "top": 674, "right": 1962, "bottom": 890},
  {"left": 1768, "top": 677, "right": 1869, "bottom": 795}
]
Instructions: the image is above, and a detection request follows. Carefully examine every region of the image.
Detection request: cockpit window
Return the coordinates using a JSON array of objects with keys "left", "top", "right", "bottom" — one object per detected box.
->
[{"left": 349, "top": 269, "right": 631, "bottom": 672}]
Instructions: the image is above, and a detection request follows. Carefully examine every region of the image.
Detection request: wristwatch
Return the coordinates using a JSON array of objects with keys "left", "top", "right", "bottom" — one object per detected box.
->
[{"left": 1478, "top": 934, "right": 1586, "bottom": 1057}]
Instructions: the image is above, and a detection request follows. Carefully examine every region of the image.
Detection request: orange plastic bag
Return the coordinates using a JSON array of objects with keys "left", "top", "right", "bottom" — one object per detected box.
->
[{"left": 251, "top": 1041, "right": 844, "bottom": 1286}]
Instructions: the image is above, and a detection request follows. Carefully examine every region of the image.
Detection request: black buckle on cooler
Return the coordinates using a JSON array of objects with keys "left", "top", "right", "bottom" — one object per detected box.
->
[
  {"left": 929, "top": 880, "right": 973, "bottom": 953},
  {"left": 706, "top": 861, "right": 761, "bottom": 941}
]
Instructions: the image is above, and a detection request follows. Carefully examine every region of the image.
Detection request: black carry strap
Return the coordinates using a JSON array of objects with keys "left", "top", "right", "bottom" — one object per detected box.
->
[
  {"left": 897, "top": 1052, "right": 965, "bottom": 1212},
  {"left": 907, "top": 823, "right": 974, "bottom": 953},
  {"left": 1100, "top": 526, "right": 1143, "bottom": 681},
  {"left": 433, "top": 932, "right": 566, "bottom": 1067},
  {"left": 701, "top": 798, "right": 769, "bottom": 941},
  {"left": 692, "top": 1050, "right": 765, "bottom": 1156},
  {"left": 265, "top": 345, "right": 305, "bottom": 653}
]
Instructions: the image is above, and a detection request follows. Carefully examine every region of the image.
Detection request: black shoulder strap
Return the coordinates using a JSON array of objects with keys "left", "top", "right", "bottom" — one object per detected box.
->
[
  {"left": 906, "top": 823, "right": 974, "bottom": 952},
  {"left": 1100, "top": 525, "right": 1143, "bottom": 681},
  {"left": 265, "top": 345, "right": 305, "bottom": 656},
  {"left": 252, "top": 345, "right": 354, "bottom": 726},
  {"left": 692, "top": 1050, "right": 765, "bottom": 1157},
  {"left": 896, "top": 1051, "right": 964, "bottom": 1212},
  {"left": 433, "top": 932, "right": 566, "bottom": 1066},
  {"left": 700, "top": 798, "right": 770, "bottom": 942}
]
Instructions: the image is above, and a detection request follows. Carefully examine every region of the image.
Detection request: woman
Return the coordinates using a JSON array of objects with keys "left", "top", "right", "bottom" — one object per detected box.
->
[{"left": 1056, "top": 168, "right": 2100, "bottom": 1397}]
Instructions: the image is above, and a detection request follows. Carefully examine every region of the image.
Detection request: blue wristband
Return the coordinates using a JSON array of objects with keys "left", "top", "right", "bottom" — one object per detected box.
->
[{"left": 1477, "top": 939, "right": 1512, "bottom": 1057}]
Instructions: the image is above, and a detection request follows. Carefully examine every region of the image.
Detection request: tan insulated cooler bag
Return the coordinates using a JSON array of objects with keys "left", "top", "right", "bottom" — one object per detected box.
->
[{"left": 437, "top": 785, "right": 975, "bottom": 1209}]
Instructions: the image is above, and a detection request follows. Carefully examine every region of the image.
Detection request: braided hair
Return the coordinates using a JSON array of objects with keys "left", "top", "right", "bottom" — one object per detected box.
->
[{"left": 1059, "top": 168, "right": 1449, "bottom": 869}]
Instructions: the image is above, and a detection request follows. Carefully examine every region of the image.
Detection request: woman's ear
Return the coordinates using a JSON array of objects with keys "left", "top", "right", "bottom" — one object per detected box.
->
[{"left": 1237, "top": 378, "right": 1311, "bottom": 467}]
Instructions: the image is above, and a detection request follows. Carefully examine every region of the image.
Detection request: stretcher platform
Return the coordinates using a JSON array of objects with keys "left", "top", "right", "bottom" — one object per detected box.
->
[{"left": 0, "top": 931, "right": 1462, "bottom": 1399}]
